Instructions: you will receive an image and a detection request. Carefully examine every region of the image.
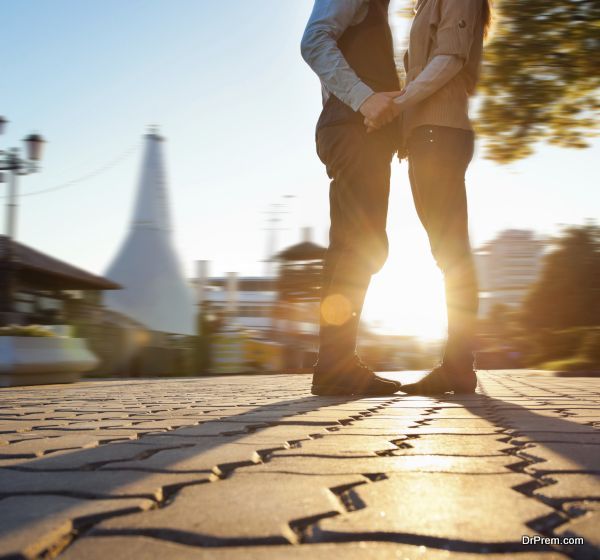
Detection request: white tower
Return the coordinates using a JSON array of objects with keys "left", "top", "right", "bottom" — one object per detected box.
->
[{"left": 104, "top": 128, "right": 195, "bottom": 335}]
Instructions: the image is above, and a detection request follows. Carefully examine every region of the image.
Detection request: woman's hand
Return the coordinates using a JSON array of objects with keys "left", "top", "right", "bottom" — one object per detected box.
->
[{"left": 364, "top": 90, "right": 406, "bottom": 132}]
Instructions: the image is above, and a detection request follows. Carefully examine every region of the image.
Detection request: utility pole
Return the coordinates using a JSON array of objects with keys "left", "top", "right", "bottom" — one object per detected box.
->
[{"left": 0, "top": 117, "right": 46, "bottom": 326}]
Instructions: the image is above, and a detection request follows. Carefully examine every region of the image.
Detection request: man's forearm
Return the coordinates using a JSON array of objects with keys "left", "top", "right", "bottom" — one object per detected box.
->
[{"left": 300, "top": 0, "right": 374, "bottom": 111}]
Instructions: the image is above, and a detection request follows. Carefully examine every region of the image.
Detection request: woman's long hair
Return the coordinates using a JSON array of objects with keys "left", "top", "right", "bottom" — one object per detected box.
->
[{"left": 482, "top": 0, "right": 494, "bottom": 40}]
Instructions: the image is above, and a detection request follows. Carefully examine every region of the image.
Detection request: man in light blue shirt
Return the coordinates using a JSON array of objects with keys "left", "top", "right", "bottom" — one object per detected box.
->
[
  {"left": 301, "top": 0, "right": 400, "bottom": 125},
  {"left": 301, "top": 0, "right": 403, "bottom": 396}
]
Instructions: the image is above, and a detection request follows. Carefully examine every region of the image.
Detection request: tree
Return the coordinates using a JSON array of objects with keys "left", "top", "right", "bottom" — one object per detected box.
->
[
  {"left": 478, "top": 0, "right": 600, "bottom": 162},
  {"left": 579, "top": 328, "right": 600, "bottom": 364},
  {"left": 397, "top": 1, "right": 600, "bottom": 163},
  {"left": 522, "top": 223, "right": 600, "bottom": 330}
]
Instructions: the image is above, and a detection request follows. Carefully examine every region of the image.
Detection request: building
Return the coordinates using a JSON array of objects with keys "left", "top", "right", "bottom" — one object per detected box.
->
[
  {"left": 198, "top": 273, "right": 277, "bottom": 335},
  {"left": 192, "top": 271, "right": 305, "bottom": 373},
  {"left": 273, "top": 234, "right": 325, "bottom": 367},
  {"left": 0, "top": 236, "right": 144, "bottom": 377},
  {"left": 474, "top": 229, "right": 547, "bottom": 317},
  {"left": 192, "top": 230, "right": 327, "bottom": 371},
  {"left": 103, "top": 128, "right": 195, "bottom": 335},
  {"left": 0, "top": 235, "right": 120, "bottom": 328}
]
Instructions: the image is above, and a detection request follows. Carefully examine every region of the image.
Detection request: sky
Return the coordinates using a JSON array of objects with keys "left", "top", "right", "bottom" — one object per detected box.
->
[{"left": 2, "top": 0, "right": 598, "bottom": 337}]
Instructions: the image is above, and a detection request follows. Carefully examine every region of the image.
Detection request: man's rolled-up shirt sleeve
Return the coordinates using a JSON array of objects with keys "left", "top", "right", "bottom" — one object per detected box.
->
[
  {"left": 430, "top": 0, "right": 482, "bottom": 60},
  {"left": 300, "top": 0, "right": 374, "bottom": 112}
]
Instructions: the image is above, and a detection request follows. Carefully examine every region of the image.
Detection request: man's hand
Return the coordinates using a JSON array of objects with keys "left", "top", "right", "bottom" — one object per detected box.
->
[{"left": 362, "top": 90, "right": 405, "bottom": 132}]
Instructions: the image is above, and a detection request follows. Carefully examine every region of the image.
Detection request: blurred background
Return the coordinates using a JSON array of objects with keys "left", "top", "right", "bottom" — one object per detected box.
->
[{"left": 0, "top": 0, "right": 598, "bottom": 382}]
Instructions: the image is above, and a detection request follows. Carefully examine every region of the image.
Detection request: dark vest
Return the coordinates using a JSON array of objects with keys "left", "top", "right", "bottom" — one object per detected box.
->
[{"left": 316, "top": 0, "right": 400, "bottom": 130}]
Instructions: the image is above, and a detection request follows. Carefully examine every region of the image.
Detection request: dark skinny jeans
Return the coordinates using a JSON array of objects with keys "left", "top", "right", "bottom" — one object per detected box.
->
[
  {"left": 315, "top": 121, "right": 397, "bottom": 368},
  {"left": 408, "top": 124, "right": 479, "bottom": 371}
]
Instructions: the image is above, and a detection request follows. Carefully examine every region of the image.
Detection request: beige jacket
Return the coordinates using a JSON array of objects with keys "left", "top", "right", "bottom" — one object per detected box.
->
[{"left": 402, "top": 0, "right": 485, "bottom": 142}]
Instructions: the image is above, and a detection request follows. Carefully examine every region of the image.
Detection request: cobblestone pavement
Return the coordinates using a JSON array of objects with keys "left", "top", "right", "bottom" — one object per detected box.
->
[{"left": 0, "top": 370, "right": 598, "bottom": 559}]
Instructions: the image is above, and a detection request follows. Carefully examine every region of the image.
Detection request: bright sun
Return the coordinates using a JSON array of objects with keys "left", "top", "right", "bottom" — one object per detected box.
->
[{"left": 362, "top": 248, "right": 448, "bottom": 341}]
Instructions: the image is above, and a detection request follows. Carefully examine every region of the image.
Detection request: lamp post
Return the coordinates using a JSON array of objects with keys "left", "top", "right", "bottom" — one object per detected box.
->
[{"left": 0, "top": 116, "right": 46, "bottom": 326}]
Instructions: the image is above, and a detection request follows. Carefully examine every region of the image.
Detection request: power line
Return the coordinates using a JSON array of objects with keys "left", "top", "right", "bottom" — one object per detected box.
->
[{"left": 0, "top": 142, "right": 141, "bottom": 199}]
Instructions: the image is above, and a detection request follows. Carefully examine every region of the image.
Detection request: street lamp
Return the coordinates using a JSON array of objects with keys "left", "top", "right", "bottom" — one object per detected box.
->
[
  {"left": 0, "top": 117, "right": 46, "bottom": 326},
  {"left": 24, "top": 133, "right": 45, "bottom": 162}
]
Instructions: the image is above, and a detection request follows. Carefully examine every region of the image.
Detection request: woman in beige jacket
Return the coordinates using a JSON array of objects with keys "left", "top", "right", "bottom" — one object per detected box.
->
[{"left": 368, "top": 0, "right": 493, "bottom": 395}]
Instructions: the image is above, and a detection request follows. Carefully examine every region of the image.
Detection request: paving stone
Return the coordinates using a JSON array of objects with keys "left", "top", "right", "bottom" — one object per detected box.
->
[
  {"left": 0, "top": 468, "right": 210, "bottom": 499},
  {"left": 534, "top": 474, "right": 600, "bottom": 502},
  {"left": 70, "top": 413, "right": 132, "bottom": 420},
  {"left": 126, "top": 419, "right": 203, "bottom": 429},
  {"left": 328, "top": 426, "right": 503, "bottom": 436},
  {"left": 562, "top": 409, "right": 600, "bottom": 418},
  {"left": 387, "top": 434, "right": 509, "bottom": 456},
  {"left": 556, "top": 507, "right": 600, "bottom": 558},
  {"left": 231, "top": 424, "right": 331, "bottom": 443},
  {"left": 311, "top": 473, "right": 555, "bottom": 545},
  {"left": 0, "top": 421, "right": 51, "bottom": 433},
  {"left": 164, "top": 407, "right": 258, "bottom": 417},
  {"left": 339, "top": 419, "right": 420, "bottom": 430},
  {"left": 20, "top": 428, "right": 162, "bottom": 439},
  {"left": 0, "top": 434, "right": 133, "bottom": 458},
  {"left": 421, "top": 401, "right": 490, "bottom": 408},
  {"left": 500, "top": 417, "right": 593, "bottom": 432},
  {"left": 224, "top": 415, "right": 346, "bottom": 426},
  {"left": 383, "top": 400, "right": 442, "bottom": 408},
  {"left": 93, "top": 473, "right": 362, "bottom": 545},
  {"left": 165, "top": 423, "right": 272, "bottom": 437},
  {"left": 280, "top": 435, "right": 401, "bottom": 455},
  {"left": 60, "top": 421, "right": 133, "bottom": 430},
  {"left": 250, "top": 453, "right": 518, "bottom": 475},
  {"left": 511, "top": 433, "right": 600, "bottom": 445},
  {"left": 423, "top": 418, "right": 501, "bottom": 429},
  {"left": 294, "top": 410, "right": 370, "bottom": 419},
  {"left": 366, "top": 413, "right": 431, "bottom": 422},
  {"left": 548, "top": 416, "right": 599, "bottom": 426},
  {"left": 2, "top": 441, "right": 193, "bottom": 470},
  {"left": 57, "top": 536, "right": 572, "bottom": 560},
  {"left": 0, "top": 494, "right": 153, "bottom": 559},
  {"left": 521, "top": 443, "right": 600, "bottom": 474},
  {"left": 501, "top": 410, "right": 573, "bottom": 418},
  {"left": 424, "top": 409, "right": 498, "bottom": 419},
  {"left": 203, "top": 411, "right": 328, "bottom": 423},
  {"left": 130, "top": 425, "right": 326, "bottom": 448},
  {"left": 99, "top": 439, "right": 269, "bottom": 473}
]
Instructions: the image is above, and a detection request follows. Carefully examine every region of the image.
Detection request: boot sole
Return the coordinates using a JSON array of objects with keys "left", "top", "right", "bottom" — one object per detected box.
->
[
  {"left": 400, "top": 382, "right": 477, "bottom": 396},
  {"left": 311, "top": 382, "right": 400, "bottom": 397},
  {"left": 311, "top": 384, "right": 354, "bottom": 396}
]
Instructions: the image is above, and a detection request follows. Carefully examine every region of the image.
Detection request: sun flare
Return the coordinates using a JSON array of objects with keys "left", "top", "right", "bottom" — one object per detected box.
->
[{"left": 362, "top": 252, "right": 447, "bottom": 340}]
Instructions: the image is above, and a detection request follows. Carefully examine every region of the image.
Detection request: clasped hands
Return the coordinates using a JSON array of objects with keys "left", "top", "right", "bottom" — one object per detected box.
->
[{"left": 360, "top": 90, "right": 405, "bottom": 133}]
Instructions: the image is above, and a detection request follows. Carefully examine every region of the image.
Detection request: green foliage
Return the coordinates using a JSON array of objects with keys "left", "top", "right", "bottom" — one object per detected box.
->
[
  {"left": 476, "top": 224, "right": 599, "bottom": 369},
  {"left": 529, "top": 326, "right": 600, "bottom": 370},
  {"left": 529, "top": 326, "right": 590, "bottom": 364},
  {"left": 522, "top": 224, "right": 600, "bottom": 330},
  {"left": 0, "top": 324, "right": 56, "bottom": 337},
  {"left": 579, "top": 328, "right": 600, "bottom": 363},
  {"left": 477, "top": 0, "right": 600, "bottom": 162},
  {"left": 538, "top": 356, "right": 597, "bottom": 372},
  {"left": 482, "top": 303, "right": 522, "bottom": 339}
]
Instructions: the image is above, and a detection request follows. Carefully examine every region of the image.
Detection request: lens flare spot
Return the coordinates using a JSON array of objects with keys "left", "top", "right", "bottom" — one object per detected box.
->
[{"left": 321, "top": 294, "right": 353, "bottom": 326}]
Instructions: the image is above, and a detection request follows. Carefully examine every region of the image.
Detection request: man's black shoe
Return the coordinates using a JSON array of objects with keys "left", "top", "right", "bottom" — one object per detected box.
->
[
  {"left": 400, "top": 364, "right": 477, "bottom": 396},
  {"left": 312, "top": 355, "right": 401, "bottom": 396}
]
